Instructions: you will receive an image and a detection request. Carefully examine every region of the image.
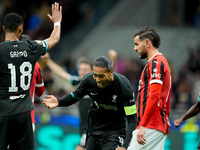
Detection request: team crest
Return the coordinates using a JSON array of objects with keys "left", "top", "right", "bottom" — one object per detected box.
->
[
  {"left": 153, "top": 68, "right": 158, "bottom": 72},
  {"left": 112, "top": 95, "right": 117, "bottom": 103}
]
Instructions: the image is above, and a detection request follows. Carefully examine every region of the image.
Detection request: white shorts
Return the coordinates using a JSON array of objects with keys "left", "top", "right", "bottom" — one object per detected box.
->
[
  {"left": 79, "top": 133, "right": 87, "bottom": 147},
  {"left": 32, "top": 123, "right": 35, "bottom": 132},
  {"left": 127, "top": 128, "right": 168, "bottom": 150}
]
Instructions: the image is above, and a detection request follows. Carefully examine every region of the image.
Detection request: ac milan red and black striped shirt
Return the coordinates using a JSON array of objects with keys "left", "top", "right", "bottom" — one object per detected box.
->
[
  {"left": 30, "top": 62, "right": 45, "bottom": 123},
  {"left": 136, "top": 53, "right": 171, "bottom": 135}
]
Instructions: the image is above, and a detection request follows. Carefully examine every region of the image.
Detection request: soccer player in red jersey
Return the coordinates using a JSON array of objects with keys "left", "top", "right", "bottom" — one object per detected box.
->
[
  {"left": 127, "top": 27, "right": 172, "bottom": 150},
  {"left": 30, "top": 62, "right": 45, "bottom": 131}
]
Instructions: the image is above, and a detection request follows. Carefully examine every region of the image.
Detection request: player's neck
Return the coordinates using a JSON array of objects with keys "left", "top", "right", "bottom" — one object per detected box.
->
[
  {"left": 147, "top": 48, "right": 159, "bottom": 61},
  {"left": 5, "top": 32, "right": 20, "bottom": 41}
]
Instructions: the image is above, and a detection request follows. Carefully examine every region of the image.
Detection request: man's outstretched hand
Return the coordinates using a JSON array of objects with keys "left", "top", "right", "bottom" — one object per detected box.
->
[{"left": 43, "top": 95, "right": 59, "bottom": 109}]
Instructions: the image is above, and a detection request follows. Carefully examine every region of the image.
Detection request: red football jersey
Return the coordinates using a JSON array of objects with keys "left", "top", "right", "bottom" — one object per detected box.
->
[
  {"left": 30, "top": 62, "right": 45, "bottom": 123},
  {"left": 136, "top": 53, "right": 171, "bottom": 134}
]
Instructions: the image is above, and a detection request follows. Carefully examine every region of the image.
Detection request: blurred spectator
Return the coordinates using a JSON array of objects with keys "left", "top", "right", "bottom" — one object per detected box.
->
[
  {"left": 187, "top": 48, "right": 200, "bottom": 73},
  {"left": 114, "top": 54, "right": 127, "bottom": 75},
  {"left": 123, "top": 58, "right": 144, "bottom": 94},
  {"left": 63, "top": 52, "right": 78, "bottom": 76}
]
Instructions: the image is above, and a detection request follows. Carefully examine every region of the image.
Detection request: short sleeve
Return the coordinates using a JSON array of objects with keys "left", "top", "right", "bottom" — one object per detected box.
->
[{"left": 149, "top": 58, "right": 165, "bottom": 85}]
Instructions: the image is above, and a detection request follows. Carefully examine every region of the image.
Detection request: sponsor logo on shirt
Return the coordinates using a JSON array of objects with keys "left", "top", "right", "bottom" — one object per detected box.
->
[
  {"left": 151, "top": 73, "right": 161, "bottom": 78},
  {"left": 99, "top": 104, "right": 117, "bottom": 111},
  {"left": 93, "top": 100, "right": 117, "bottom": 111}
]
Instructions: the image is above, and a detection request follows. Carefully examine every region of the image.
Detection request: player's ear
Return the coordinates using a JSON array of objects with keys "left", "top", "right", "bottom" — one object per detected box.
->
[
  {"left": 109, "top": 69, "right": 113, "bottom": 74},
  {"left": 145, "top": 39, "right": 151, "bottom": 48},
  {"left": 18, "top": 25, "right": 23, "bottom": 34},
  {"left": 109, "top": 69, "right": 114, "bottom": 80},
  {"left": 2, "top": 25, "right": 5, "bottom": 32}
]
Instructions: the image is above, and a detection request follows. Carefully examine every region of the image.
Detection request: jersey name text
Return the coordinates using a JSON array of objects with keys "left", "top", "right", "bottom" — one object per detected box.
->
[{"left": 10, "top": 51, "right": 28, "bottom": 58}]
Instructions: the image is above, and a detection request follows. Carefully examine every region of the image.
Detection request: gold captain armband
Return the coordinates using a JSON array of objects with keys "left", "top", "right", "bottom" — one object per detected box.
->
[{"left": 124, "top": 104, "right": 136, "bottom": 115}]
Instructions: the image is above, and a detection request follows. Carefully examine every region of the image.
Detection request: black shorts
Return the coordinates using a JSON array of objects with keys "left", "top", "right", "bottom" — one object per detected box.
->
[
  {"left": 0, "top": 111, "right": 34, "bottom": 150},
  {"left": 86, "top": 133, "right": 125, "bottom": 150}
]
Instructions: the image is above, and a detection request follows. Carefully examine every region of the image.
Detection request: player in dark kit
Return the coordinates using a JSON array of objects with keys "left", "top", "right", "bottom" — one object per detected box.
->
[
  {"left": 42, "top": 50, "right": 117, "bottom": 150},
  {"left": 43, "top": 56, "right": 137, "bottom": 150},
  {"left": 0, "top": 2, "right": 62, "bottom": 150},
  {"left": 20, "top": 34, "right": 45, "bottom": 132},
  {"left": 42, "top": 53, "right": 93, "bottom": 150},
  {"left": 41, "top": 50, "right": 117, "bottom": 150}
]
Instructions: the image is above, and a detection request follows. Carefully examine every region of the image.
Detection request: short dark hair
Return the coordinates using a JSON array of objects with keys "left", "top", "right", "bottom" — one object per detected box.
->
[
  {"left": 77, "top": 57, "right": 93, "bottom": 70},
  {"left": 134, "top": 27, "right": 161, "bottom": 48},
  {"left": 93, "top": 56, "right": 112, "bottom": 72},
  {"left": 3, "top": 13, "right": 23, "bottom": 32}
]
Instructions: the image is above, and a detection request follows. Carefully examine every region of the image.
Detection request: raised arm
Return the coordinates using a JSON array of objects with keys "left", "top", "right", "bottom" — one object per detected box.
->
[
  {"left": 108, "top": 49, "right": 117, "bottom": 69},
  {"left": 45, "top": 2, "right": 62, "bottom": 50},
  {"left": 41, "top": 53, "right": 71, "bottom": 81}
]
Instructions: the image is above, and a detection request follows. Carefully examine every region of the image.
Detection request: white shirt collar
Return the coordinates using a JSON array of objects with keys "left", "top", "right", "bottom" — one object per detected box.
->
[{"left": 148, "top": 53, "right": 162, "bottom": 62}]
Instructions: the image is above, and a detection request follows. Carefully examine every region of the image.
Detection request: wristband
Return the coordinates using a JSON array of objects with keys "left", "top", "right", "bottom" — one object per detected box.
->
[{"left": 54, "top": 22, "right": 60, "bottom": 27}]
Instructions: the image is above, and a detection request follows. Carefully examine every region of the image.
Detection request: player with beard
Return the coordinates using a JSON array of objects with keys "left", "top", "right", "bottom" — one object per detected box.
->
[
  {"left": 41, "top": 50, "right": 117, "bottom": 150},
  {"left": 128, "top": 27, "right": 172, "bottom": 150},
  {"left": 43, "top": 56, "right": 137, "bottom": 150}
]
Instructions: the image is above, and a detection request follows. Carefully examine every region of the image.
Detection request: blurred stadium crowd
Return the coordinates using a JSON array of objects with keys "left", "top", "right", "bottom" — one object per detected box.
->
[
  {"left": 0, "top": 0, "right": 95, "bottom": 41},
  {"left": 1, "top": 0, "right": 200, "bottom": 118},
  {"left": 37, "top": 43, "right": 200, "bottom": 117}
]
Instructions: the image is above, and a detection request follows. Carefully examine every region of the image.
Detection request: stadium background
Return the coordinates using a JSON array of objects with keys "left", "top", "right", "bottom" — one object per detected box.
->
[{"left": 1, "top": 0, "right": 200, "bottom": 149}]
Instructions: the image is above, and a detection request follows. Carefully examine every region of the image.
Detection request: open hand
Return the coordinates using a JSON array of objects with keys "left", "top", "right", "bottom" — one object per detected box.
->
[
  {"left": 43, "top": 95, "right": 59, "bottom": 109},
  {"left": 47, "top": 2, "right": 62, "bottom": 23}
]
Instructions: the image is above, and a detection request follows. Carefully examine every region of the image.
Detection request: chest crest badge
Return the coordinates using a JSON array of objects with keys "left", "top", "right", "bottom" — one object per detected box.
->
[{"left": 112, "top": 95, "right": 117, "bottom": 103}]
